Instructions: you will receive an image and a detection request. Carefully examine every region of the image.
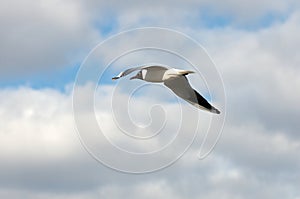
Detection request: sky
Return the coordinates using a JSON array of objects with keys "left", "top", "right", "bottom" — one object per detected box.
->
[{"left": 1, "top": 0, "right": 300, "bottom": 198}]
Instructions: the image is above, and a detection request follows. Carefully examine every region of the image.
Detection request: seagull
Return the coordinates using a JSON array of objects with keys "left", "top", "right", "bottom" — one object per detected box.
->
[{"left": 112, "top": 65, "right": 220, "bottom": 114}]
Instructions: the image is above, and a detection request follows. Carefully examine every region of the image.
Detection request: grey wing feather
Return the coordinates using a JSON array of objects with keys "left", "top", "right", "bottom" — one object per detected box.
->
[
  {"left": 164, "top": 76, "right": 219, "bottom": 113},
  {"left": 112, "top": 65, "right": 169, "bottom": 80}
]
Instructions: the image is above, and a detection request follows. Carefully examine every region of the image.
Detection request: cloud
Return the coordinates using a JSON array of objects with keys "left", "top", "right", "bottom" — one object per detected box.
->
[
  {"left": 206, "top": 13, "right": 300, "bottom": 137},
  {"left": 0, "top": 80, "right": 299, "bottom": 198},
  {"left": 0, "top": 0, "right": 297, "bottom": 82},
  {"left": 79, "top": 0, "right": 299, "bottom": 30},
  {"left": 0, "top": 0, "right": 99, "bottom": 78},
  {"left": 1, "top": 0, "right": 300, "bottom": 198}
]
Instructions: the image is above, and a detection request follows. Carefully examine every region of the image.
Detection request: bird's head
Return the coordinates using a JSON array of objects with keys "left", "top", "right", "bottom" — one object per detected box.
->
[{"left": 130, "top": 70, "right": 143, "bottom": 80}]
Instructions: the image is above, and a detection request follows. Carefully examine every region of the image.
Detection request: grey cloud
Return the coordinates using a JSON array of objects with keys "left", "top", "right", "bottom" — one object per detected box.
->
[
  {"left": 0, "top": 0, "right": 99, "bottom": 78},
  {"left": 0, "top": 0, "right": 296, "bottom": 78}
]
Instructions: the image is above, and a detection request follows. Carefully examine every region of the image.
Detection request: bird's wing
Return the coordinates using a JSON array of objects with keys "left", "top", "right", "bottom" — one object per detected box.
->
[
  {"left": 112, "top": 65, "right": 168, "bottom": 80},
  {"left": 164, "top": 76, "right": 220, "bottom": 114}
]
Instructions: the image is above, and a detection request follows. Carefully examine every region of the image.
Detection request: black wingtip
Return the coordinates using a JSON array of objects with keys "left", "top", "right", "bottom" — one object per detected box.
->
[
  {"left": 112, "top": 77, "right": 119, "bottom": 80},
  {"left": 210, "top": 106, "right": 221, "bottom": 114}
]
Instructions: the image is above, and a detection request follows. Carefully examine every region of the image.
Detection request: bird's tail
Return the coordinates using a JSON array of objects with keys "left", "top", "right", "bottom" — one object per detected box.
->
[{"left": 177, "top": 70, "right": 195, "bottom": 76}]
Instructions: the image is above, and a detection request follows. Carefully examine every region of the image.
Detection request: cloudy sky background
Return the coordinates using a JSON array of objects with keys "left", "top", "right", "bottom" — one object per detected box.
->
[{"left": 1, "top": 0, "right": 300, "bottom": 198}]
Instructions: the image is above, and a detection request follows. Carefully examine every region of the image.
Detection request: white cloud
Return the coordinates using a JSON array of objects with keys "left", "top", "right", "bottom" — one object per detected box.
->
[
  {"left": 189, "top": 11, "right": 300, "bottom": 137},
  {"left": 79, "top": 0, "right": 299, "bottom": 30},
  {"left": 0, "top": 79, "right": 299, "bottom": 198},
  {"left": 98, "top": 180, "right": 182, "bottom": 199}
]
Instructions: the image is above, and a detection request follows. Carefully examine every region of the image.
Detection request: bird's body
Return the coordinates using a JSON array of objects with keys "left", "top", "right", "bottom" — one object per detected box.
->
[
  {"left": 142, "top": 66, "right": 168, "bottom": 82},
  {"left": 112, "top": 65, "right": 220, "bottom": 114}
]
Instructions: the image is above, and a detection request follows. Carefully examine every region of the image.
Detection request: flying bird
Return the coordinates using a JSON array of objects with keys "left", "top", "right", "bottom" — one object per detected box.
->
[{"left": 112, "top": 65, "right": 220, "bottom": 114}]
